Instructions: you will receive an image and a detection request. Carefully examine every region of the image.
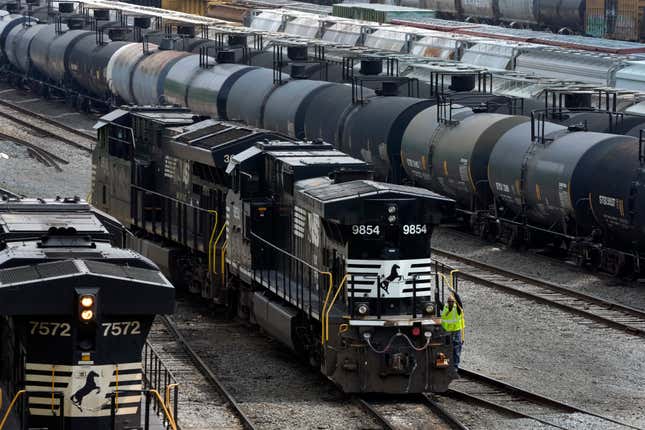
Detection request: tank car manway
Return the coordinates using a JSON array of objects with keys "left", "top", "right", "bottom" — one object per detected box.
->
[
  {"left": 432, "top": 248, "right": 645, "bottom": 338},
  {"left": 156, "top": 315, "right": 258, "bottom": 430},
  {"left": 446, "top": 369, "right": 641, "bottom": 429},
  {"left": 0, "top": 99, "right": 94, "bottom": 152}
]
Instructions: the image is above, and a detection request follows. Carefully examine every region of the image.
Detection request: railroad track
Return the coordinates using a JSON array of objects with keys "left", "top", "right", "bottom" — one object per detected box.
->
[
  {"left": 0, "top": 130, "right": 67, "bottom": 172},
  {"left": 154, "top": 315, "right": 257, "bottom": 430},
  {"left": 446, "top": 368, "right": 640, "bottom": 430},
  {"left": 0, "top": 98, "right": 95, "bottom": 152},
  {"left": 432, "top": 247, "right": 645, "bottom": 338},
  {"left": 355, "top": 394, "right": 469, "bottom": 430}
]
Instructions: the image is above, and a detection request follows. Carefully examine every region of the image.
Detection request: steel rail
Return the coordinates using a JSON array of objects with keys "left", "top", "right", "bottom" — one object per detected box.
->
[
  {"left": 353, "top": 397, "right": 396, "bottom": 430},
  {"left": 159, "top": 315, "right": 259, "bottom": 430},
  {"left": 432, "top": 247, "right": 645, "bottom": 338},
  {"left": 0, "top": 131, "right": 66, "bottom": 172},
  {"left": 420, "top": 394, "right": 471, "bottom": 430},
  {"left": 447, "top": 369, "right": 641, "bottom": 430},
  {"left": 0, "top": 99, "right": 94, "bottom": 152}
]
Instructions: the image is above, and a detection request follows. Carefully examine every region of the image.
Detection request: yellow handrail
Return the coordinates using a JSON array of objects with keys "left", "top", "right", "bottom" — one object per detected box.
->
[
  {"left": 148, "top": 389, "right": 178, "bottom": 430},
  {"left": 220, "top": 241, "right": 228, "bottom": 287},
  {"left": 164, "top": 384, "right": 179, "bottom": 421},
  {"left": 324, "top": 274, "right": 349, "bottom": 343},
  {"left": 51, "top": 365, "right": 55, "bottom": 413},
  {"left": 212, "top": 222, "right": 228, "bottom": 274},
  {"left": 319, "top": 271, "right": 334, "bottom": 345},
  {"left": 0, "top": 388, "right": 3, "bottom": 415},
  {"left": 207, "top": 210, "right": 219, "bottom": 274},
  {"left": 0, "top": 390, "right": 26, "bottom": 430},
  {"left": 115, "top": 364, "right": 119, "bottom": 412}
]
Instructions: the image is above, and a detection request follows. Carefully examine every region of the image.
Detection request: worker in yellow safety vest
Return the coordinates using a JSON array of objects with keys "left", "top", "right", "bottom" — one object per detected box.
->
[{"left": 441, "top": 292, "right": 465, "bottom": 376}]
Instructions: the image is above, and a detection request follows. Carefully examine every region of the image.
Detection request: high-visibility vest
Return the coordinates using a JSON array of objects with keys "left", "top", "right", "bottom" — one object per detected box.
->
[{"left": 441, "top": 305, "right": 464, "bottom": 332}]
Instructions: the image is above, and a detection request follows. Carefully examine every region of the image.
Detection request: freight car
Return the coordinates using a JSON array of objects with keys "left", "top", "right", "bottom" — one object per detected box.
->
[
  {"left": 91, "top": 106, "right": 457, "bottom": 393},
  {"left": 1, "top": 2, "right": 644, "bottom": 276},
  {"left": 0, "top": 196, "right": 175, "bottom": 430}
]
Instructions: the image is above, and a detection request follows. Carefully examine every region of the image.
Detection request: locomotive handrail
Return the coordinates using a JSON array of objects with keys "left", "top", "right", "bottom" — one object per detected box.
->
[
  {"left": 149, "top": 389, "right": 178, "bottom": 430},
  {"left": 220, "top": 241, "right": 228, "bottom": 287},
  {"left": 324, "top": 274, "right": 350, "bottom": 343},
  {"left": 0, "top": 390, "right": 25, "bottom": 430},
  {"left": 207, "top": 210, "right": 219, "bottom": 274},
  {"left": 250, "top": 232, "right": 333, "bottom": 337},
  {"left": 213, "top": 222, "right": 228, "bottom": 274}
]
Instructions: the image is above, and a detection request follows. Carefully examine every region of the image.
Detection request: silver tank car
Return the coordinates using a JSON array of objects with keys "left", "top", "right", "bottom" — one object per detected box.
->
[
  {"left": 131, "top": 49, "right": 191, "bottom": 105},
  {"left": 106, "top": 43, "right": 159, "bottom": 105},
  {"left": 163, "top": 55, "right": 206, "bottom": 107},
  {"left": 225, "top": 67, "right": 290, "bottom": 126},
  {"left": 0, "top": 14, "right": 27, "bottom": 57},
  {"left": 4, "top": 19, "right": 41, "bottom": 73},
  {"left": 184, "top": 63, "right": 257, "bottom": 119},
  {"left": 461, "top": 0, "right": 496, "bottom": 20},
  {"left": 497, "top": 0, "right": 537, "bottom": 25}
]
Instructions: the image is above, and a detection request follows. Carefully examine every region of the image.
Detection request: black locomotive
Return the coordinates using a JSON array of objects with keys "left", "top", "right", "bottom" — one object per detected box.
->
[
  {"left": 0, "top": 196, "right": 175, "bottom": 430},
  {"left": 1, "top": 1, "right": 644, "bottom": 277},
  {"left": 92, "top": 106, "right": 457, "bottom": 393}
]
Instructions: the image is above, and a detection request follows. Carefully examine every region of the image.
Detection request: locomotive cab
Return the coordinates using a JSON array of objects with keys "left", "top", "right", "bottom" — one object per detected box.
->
[{"left": 0, "top": 198, "right": 175, "bottom": 430}]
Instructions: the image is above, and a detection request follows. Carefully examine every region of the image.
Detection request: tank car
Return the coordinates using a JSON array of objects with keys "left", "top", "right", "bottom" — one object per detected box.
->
[
  {"left": 0, "top": 196, "right": 175, "bottom": 430},
  {"left": 91, "top": 106, "right": 459, "bottom": 393}
]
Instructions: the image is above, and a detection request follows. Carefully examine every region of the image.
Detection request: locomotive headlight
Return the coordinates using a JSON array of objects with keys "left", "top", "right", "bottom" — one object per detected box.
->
[
  {"left": 387, "top": 215, "right": 397, "bottom": 223},
  {"left": 78, "top": 292, "right": 97, "bottom": 323},
  {"left": 387, "top": 205, "right": 397, "bottom": 214},
  {"left": 423, "top": 303, "right": 434, "bottom": 314},
  {"left": 80, "top": 296, "right": 94, "bottom": 308},
  {"left": 356, "top": 303, "right": 369, "bottom": 315}
]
